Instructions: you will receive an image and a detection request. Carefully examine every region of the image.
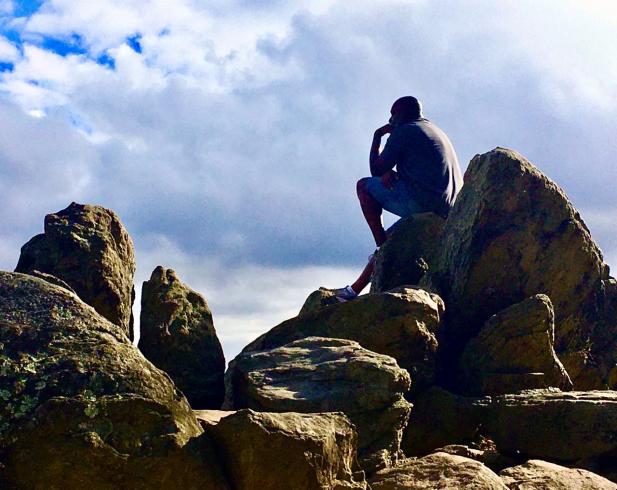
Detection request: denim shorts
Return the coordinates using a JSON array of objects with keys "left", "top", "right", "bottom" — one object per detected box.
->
[{"left": 364, "top": 176, "right": 427, "bottom": 218}]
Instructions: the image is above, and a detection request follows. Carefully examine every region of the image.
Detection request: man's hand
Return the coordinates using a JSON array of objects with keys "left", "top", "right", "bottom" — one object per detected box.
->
[
  {"left": 374, "top": 123, "right": 392, "bottom": 139},
  {"left": 381, "top": 170, "right": 398, "bottom": 190}
]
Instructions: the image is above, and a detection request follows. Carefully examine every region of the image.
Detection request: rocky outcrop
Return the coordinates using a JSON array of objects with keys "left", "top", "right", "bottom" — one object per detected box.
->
[
  {"left": 500, "top": 460, "right": 616, "bottom": 489},
  {"left": 138, "top": 266, "right": 225, "bottom": 409},
  {"left": 368, "top": 453, "right": 507, "bottom": 489},
  {"left": 459, "top": 295, "right": 572, "bottom": 395},
  {"left": 370, "top": 213, "right": 445, "bottom": 293},
  {"left": 299, "top": 287, "right": 340, "bottom": 315},
  {"left": 403, "top": 386, "right": 617, "bottom": 475},
  {"left": 425, "top": 148, "right": 611, "bottom": 388},
  {"left": 245, "top": 287, "right": 443, "bottom": 394},
  {"left": 204, "top": 409, "right": 367, "bottom": 490},
  {"left": 15, "top": 202, "right": 136, "bottom": 339},
  {"left": 0, "top": 271, "right": 227, "bottom": 489},
  {"left": 225, "top": 337, "right": 411, "bottom": 472}
]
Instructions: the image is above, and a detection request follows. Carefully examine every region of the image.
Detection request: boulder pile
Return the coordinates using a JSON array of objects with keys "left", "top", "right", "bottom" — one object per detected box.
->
[{"left": 3, "top": 146, "right": 617, "bottom": 487}]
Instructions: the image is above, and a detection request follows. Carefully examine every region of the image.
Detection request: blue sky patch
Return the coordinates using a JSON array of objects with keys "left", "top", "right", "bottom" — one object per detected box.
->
[
  {"left": 127, "top": 34, "right": 142, "bottom": 53},
  {"left": 0, "top": 62, "right": 14, "bottom": 72},
  {"left": 40, "top": 33, "right": 87, "bottom": 56},
  {"left": 12, "top": 0, "right": 44, "bottom": 18}
]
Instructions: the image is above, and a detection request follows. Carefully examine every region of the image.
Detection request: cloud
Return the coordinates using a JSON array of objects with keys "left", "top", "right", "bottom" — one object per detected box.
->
[
  {"left": 1, "top": 0, "right": 617, "bottom": 360},
  {"left": 0, "top": 35, "right": 18, "bottom": 60}
]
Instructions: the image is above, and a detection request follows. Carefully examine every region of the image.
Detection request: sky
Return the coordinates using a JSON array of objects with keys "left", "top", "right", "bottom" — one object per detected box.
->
[{"left": 1, "top": 0, "right": 616, "bottom": 362}]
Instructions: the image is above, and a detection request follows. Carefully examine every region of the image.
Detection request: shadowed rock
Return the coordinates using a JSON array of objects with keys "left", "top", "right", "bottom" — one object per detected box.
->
[
  {"left": 425, "top": 148, "right": 612, "bottom": 388},
  {"left": 138, "top": 266, "right": 225, "bottom": 409},
  {"left": 368, "top": 453, "right": 507, "bottom": 489},
  {"left": 204, "top": 409, "right": 367, "bottom": 490},
  {"left": 370, "top": 213, "right": 445, "bottom": 293},
  {"left": 0, "top": 271, "right": 227, "bottom": 489},
  {"left": 459, "top": 295, "right": 572, "bottom": 395},
  {"left": 246, "top": 287, "right": 443, "bottom": 395},
  {"left": 224, "top": 337, "right": 411, "bottom": 473},
  {"left": 15, "top": 202, "right": 136, "bottom": 339}
]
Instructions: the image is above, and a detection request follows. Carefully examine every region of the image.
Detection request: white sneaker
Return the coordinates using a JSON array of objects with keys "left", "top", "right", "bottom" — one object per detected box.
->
[{"left": 334, "top": 285, "right": 358, "bottom": 302}]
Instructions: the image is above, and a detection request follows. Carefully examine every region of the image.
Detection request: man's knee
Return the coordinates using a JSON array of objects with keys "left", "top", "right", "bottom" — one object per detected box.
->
[{"left": 356, "top": 177, "right": 371, "bottom": 197}]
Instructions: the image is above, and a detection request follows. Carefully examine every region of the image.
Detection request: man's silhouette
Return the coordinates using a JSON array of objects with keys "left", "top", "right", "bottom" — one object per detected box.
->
[{"left": 335, "top": 96, "right": 463, "bottom": 301}]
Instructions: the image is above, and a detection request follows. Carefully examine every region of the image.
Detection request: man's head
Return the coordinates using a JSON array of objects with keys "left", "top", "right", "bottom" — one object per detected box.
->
[{"left": 390, "top": 96, "right": 422, "bottom": 125}]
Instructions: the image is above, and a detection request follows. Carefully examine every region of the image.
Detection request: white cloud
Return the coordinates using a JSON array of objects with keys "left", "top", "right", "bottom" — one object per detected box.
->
[{"left": 0, "top": 35, "right": 18, "bottom": 61}]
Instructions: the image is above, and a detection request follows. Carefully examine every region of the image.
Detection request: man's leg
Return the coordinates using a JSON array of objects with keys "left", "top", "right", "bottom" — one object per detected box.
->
[
  {"left": 357, "top": 177, "right": 387, "bottom": 247},
  {"left": 350, "top": 253, "right": 376, "bottom": 294}
]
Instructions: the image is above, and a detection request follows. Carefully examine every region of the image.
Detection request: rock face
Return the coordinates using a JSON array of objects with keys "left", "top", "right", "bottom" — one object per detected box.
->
[
  {"left": 15, "top": 202, "right": 136, "bottom": 339},
  {"left": 500, "top": 460, "right": 616, "bottom": 490},
  {"left": 138, "top": 266, "right": 225, "bottom": 409},
  {"left": 426, "top": 148, "right": 611, "bottom": 388},
  {"left": 0, "top": 272, "right": 227, "bottom": 489},
  {"left": 205, "top": 409, "right": 367, "bottom": 490},
  {"left": 299, "top": 287, "right": 340, "bottom": 315},
  {"left": 403, "top": 387, "right": 617, "bottom": 472},
  {"left": 459, "top": 295, "right": 572, "bottom": 395},
  {"left": 368, "top": 453, "right": 507, "bottom": 490},
  {"left": 225, "top": 337, "right": 411, "bottom": 472},
  {"left": 370, "top": 213, "right": 445, "bottom": 293},
  {"left": 244, "top": 287, "right": 443, "bottom": 394}
]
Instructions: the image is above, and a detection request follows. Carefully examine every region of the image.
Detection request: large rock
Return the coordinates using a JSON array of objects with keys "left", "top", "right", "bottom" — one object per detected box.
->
[
  {"left": 0, "top": 271, "right": 227, "bottom": 489},
  {"left": 245, "top": 287, "right": 443, "bottom": 394},
  {"left": 426, "top": 148, "right": 611, "bottom": 388},
  {"left": 370, "top": 213, "right": 445, "bottom": 293},
  {"left": 459, "top": 295, "right": 572, "bottom": 395},
  {"left": 225, "top": 337, "right": 411, "bottom": 472},
  {"left": 204, "top": 409, "right": 367, "bottom": 490},
  {"left": 500, "top": 460, "right": 616, "bottom": 489},
  {"left": 15, "top": 202, "right": 136, "bottom": 339},
  {"left": 138, "top": 266, "right": 225, "bottom": 409},
  {"left": 368, "top": 453, "right": 507, "bottom": 489},
  {"left": 403, "top": 387, "right": 617, "bottom": 470}
]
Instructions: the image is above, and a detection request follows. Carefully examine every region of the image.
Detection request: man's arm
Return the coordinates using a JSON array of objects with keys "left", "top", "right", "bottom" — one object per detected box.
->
[{"left": 369, "top": 124, "right": 395, "bottom": 177}]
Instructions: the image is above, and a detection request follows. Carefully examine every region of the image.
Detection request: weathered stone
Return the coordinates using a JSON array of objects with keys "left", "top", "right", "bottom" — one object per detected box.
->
[
  {"left": 245, "top": 287, "right": 443, "bottom": 394},
  {"left": 205, "top": 409, "right": 367, "bottom": 490},
  {"left": 299, "top": 287, "right": 340, "bottom": 315},
  {"left": 0, "top": 271, "right": 227, "bottom": 489},
  {"left": 225, "top": 337, "right": 411, "bottom": 472},
  {"left": 15, "top": 202, "right": 136, "bottom": 339},
  {"left": 370, "top": 213, "right": 445, "bottom": 293},
  {"left": 500, "top": 460, "right": 616, "bottom": 489},
  {"left": 28, "top": 270, "right": 76, "bottom": 294},
  {"left": 484, "top": 390, "right": 617, "bottom": 463},
  {"left": 402, "top": 387, "right": 486, "bottom": 457},
  {"left": 138, "top": 266, "right": 225, "bottom": 409},
  {"left": 425, "top": 148, "right": 610, "bottom": 388},
  {"left": 459, "top": 295, "right": 572, "bottom": 395},
  {"left": 368, "top": 453, "right": 507, "bottom": 489}
]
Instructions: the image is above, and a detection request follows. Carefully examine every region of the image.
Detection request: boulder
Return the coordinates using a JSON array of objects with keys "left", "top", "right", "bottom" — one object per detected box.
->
[
  {"left": 484, "top": 390, "right": 617, "bottom": 463},
  {"left": 204, "top": 409, "right": 367, "bottom": 490},
  {"left": 0, "top": 271, "right": 227, "bottom": 489},
  {"left": 368, "top": 453, "right": 507, "bottom": 489},
  {"left": 15, "top": 202, "right": 136, "bottom": 339},
  {"left": 138, "top": 266, "right": 225, "bottom": 409},
  {"left": 459, "top": 295, "right": 572, "bottom": 395},
  {"left": 224, "top": 337, "right": 411, "bottom": 472},
  {"left": 370, "top": 213, "right": 445, "bottom": 293},
  {"left": 500, "top": 460, "right": 616, "bottom": 489},
  {"left": 244, "top": 287, "right": 444, "bottom": 394},
  {"left": 425, "top": 148, "right": 611, "bottom": 388}
]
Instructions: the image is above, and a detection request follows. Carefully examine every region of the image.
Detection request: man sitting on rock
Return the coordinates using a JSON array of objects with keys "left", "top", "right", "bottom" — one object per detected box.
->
[{"left": 335, "top": 96, "right": 463, "bottom": 301}]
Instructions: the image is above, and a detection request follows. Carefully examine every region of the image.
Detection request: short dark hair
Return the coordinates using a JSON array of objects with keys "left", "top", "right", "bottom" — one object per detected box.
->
[{"left": 391, "top": 96, "right": 422, "bottom": 121}]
